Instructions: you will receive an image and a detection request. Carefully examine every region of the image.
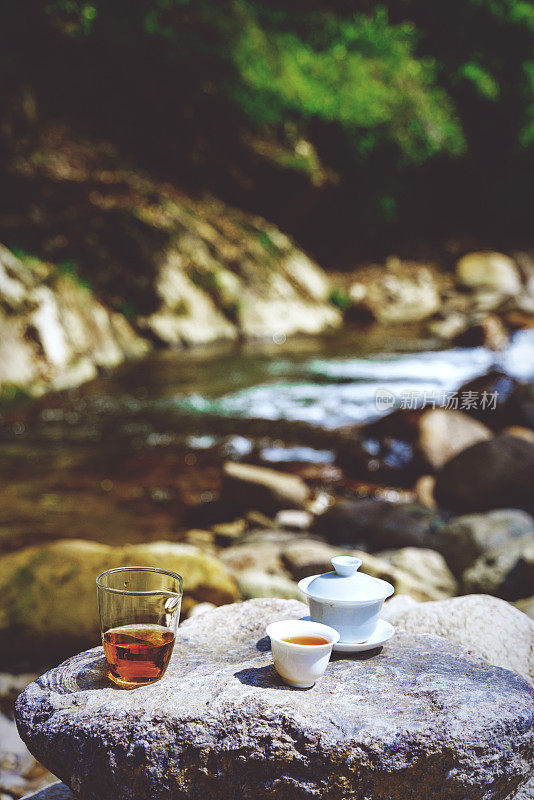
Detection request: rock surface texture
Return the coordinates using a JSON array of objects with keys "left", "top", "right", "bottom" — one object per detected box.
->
[
  {"left": 385, "top": 594, "right": 534, "bottom": 684},
  {"left": 16, "top": 598, "right": 534, "bottom": 800}
]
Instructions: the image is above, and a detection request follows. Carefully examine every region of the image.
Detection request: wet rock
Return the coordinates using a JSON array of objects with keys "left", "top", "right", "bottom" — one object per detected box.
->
[
  {"left": 313, "top": 498, "right": 439, "bottom": 550},
  {"left": 376, "top": 547, "right": 458, "bottom": 599},
  {"left": 349, "top": 258, "right": 441, "bottom": 323},
  {"left": 0, "top": 245, "right": 148, "bottom": 396},
  {"left": 509, "top": 383, "right": 534, "bottom": 431},
  {"left": 427, "top": 310, "right": 469, "bottom": 341},
  {"left": 462, "top": 535, "right": 534, "bottom": 601},
  {"left": 16, "top": 598, "right": 534, "bottom": 800},
  {"left": 417, "top": 409, "right": 492, "bottom": 470},
  {"left": 453, "top": 312, "right": 509, "bottom": 350},
  {"left": 336, "top": 434, "right": 420, "bottom": 487},
  {"left": 456, "top": 251, "right": 523, "bottom": 294},
  {"left": 505, "top": 426, "right": 534, "bottom": 443},
  {"left": 221, "top": 462, "right": 310, "bottom": 516},
  {"left": 414, "top": 474, "right": 437, "bottom": 508},
  {"left": 436, "top": 509, "right": 534, "bottom": 577},
  {"left": 455, "top": 371, "right": 519, "bottom": 430},
  {"left": 434, "top": 435, "right": 534, "bottom": 514},
  {"left": 0, "top": 539, "right": 238, "bottom": 668},
  {"left": 384, "top": 594, "right": 534, "bottom": 684},
  {"left": 273, "top": 509, "right": 313, "bottom": 531}
]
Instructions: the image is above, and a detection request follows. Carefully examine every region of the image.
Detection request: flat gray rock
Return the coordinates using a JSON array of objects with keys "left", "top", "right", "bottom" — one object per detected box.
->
[{"left": 16, "top": 599, "right": 534, "bottom": 800}]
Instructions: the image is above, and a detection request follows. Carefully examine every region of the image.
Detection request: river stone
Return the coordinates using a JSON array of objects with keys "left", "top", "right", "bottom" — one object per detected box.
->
[
  {"left": 456, "top": 251, "right": 522, "bottom": 294},
  {"left": 221, "top": 462, "right": 310, "bottom": 515},
  {"left": 434, "top": 435, "right": 534, "bottom": 514},
  {"left": 462, "top": 535, "right": 534, "bottom": 601},
  {"left": 16, "top": 598, "right": 534, "bottom": 800},
  {"left": 384, "top": 594, "right": 534, "bottom": 684},
  {"left": 417, "top": 409, "right": 492, "bottom": 470},
  {"left": 313, "top": 498, "right": 439, "bottom": 549},
  {"left": 436, "top": 509, "right": 534, "bottom": 577},
  {"left": 0, "top": 539, "right": 238, "bottom": 668}
]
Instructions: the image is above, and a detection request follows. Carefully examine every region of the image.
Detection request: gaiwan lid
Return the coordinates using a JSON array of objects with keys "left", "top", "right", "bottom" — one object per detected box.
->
[{"left": 298, "top": 556, "right": 394, "bottom": 605}]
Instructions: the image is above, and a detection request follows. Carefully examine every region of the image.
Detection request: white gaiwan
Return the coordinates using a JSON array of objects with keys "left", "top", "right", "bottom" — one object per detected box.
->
[{"left": 298, "top": 556, "right": 394, "bottom": 644}]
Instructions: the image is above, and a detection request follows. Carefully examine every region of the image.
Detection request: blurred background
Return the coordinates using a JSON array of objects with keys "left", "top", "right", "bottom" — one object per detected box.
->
[{"left": 1, "top": 2, "right": 534, "bottom": 795}]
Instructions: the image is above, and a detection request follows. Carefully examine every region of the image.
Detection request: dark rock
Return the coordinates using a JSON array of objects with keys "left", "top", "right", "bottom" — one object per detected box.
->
[
  {"left": 221, "top": 462, "right": 309, "bottom": 515},
  {"left": 336, "top": 435, "right": 421, "bottom": 486},
  {"left": 16, "top": 599, "right": 534, "bottom": 800},
  {"left": 434, "top": 435, "right": 534, "bottom": 514},
  {"left": 462, "top": 535, "right": 534, "bottom": 601},
  {"left": 454, "top": 371, "right": 519, "bottom": 430},
  {"left": 436, "top": 509, "right": 534, "bottom": 578},
  {"left": 453, "top": 312, "right": 509, "bottom": 350},
  {"left": 509, "top": 383, "right": 534, "bottom": 431},
  {"left": 313, "top": 498, "right": 440, "bottom": 549}
]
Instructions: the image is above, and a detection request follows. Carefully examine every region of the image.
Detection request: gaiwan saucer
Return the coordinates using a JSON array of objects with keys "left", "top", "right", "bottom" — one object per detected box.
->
[
  {"left": 332, "top": 619, "right": 395, "bottom": 653},
  {"left": 300, "top": 617, "right": 395, "bottom": 653}
]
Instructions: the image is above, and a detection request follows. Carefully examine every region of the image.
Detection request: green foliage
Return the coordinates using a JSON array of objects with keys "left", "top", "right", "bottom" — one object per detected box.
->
[
  {"left": 328, "top": 287, "right": 351, "bottom": 311},
  {"left": 1, "top": 0, "right": 533, "bottom": 245},
  {"left": 232, "top": 4, "right": 464, "bottom": 162},
  {"left": 57, "top": 259, "right": 92, "bottom": 291}
]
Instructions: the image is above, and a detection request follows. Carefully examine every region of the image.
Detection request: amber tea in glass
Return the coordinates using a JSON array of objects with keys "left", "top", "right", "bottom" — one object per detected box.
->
[{"left": 97, "top": 567, "right": 182, "bottom": 688}]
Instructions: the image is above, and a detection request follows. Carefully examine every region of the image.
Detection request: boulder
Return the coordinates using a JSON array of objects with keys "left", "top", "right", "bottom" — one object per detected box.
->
[
  {"left": 414, "top": 474, "right": 437, "bottom": 508},
  {"left": 376, "top": 547, "right": 458, "bottom": 598},
  {"left": 16, "top": 599, "right": 534, "bottom": 800},
  {"left": 313, "top": 498, "right": 439, "bottom": 549},
  {"left": 454, "top": 371, "right": 520, "bottom": 430},
  {"left": 456, "top": 251, "right": 522, "bottom": 294},
  {"left": 381, "top": 594, "right": 418, "bottom": 620},
  {"left": 417, "top": 409, "right": 492, "bottom": 470},
  {"left": 0, "top": 539, "right": 238, "bottom": 668},
  {"left": 453, "top": 312, "right": 509, "bottom": 350},
  {"left": 221, "top": 462, "right": 310, "bottom": 515},
  {"left": 234, "top": 570, "right": 300, "bottom": 601},
  {"left": 280, "top": 539, "right": 458, "bottom": 603},
  {"left": 0, "top": 246, "right": 149, "bottom": 396},
  {"left": 281, "top": 539, "right": 345, "bottom": 581},
  {"left": 434, "top": 435, "right": 534, "bottom": 514},
  {"left": 349, "top": 259, "right": 441, "bottom": 323},
  {"left": 462, "top": 535, "right": 534, "bottom": 601},
  {"left": 355, "top": 550, "right": 457, "bottom": 603},
  {"left": 335, "top": 434, "right": 420, "bottom": 486},
  {"left": 436, "top": 509, "right": 534, "bottom": 577},
  {"left": 384, "top": 594, "right": 534, "bottom": 684}
]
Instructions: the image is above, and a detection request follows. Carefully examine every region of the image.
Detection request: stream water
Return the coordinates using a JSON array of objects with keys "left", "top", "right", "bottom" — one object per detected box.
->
[{"left": 1, "top": 326, "right": 533, "bottom": 551}]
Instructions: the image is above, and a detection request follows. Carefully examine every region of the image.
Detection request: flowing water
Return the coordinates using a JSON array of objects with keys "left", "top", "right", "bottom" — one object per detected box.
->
[{"left": 1, "top": 327, "right": 533, "bottom": 551}]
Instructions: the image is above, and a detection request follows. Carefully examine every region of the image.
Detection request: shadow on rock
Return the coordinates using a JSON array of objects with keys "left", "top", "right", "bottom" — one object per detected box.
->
[{"left": 234, "top": 665, "right": 299, "bottom": 690}]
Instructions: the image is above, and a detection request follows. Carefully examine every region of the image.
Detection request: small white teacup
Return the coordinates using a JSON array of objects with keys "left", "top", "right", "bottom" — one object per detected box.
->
[{"left": 266, "top": 619, "right": 340, "bottom": 689}]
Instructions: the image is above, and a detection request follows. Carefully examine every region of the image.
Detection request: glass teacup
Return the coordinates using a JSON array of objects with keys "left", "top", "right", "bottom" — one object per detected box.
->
[{"left": 96, "top": 567, "right": 182, "bottom": 688}]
